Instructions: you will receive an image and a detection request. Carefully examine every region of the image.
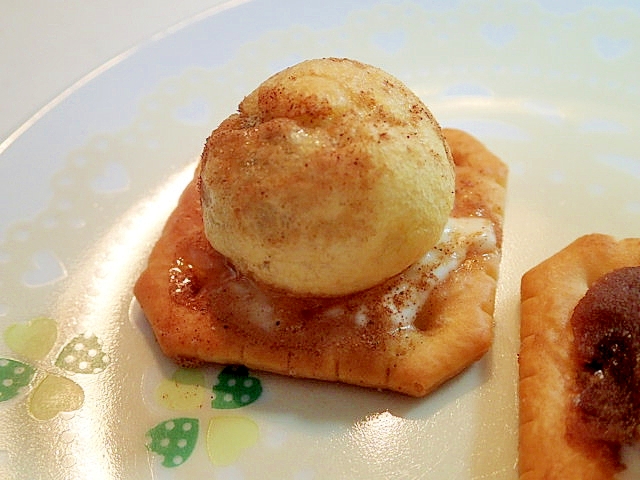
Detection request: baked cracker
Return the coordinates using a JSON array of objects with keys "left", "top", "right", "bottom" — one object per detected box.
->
[
  {"left": 520, "top": 234, "right": 640, "bottom": 478},
  {"left": 134, "top": 128, "right": 507, "bottom": 396}
]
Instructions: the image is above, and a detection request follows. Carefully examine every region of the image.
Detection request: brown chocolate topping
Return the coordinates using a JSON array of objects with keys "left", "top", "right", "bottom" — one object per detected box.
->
[{"left": 570, "top": 266, "right": 640, "bottom": 445}]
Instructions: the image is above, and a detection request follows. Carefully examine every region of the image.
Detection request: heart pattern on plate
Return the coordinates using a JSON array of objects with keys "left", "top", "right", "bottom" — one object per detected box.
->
[
  {"left": 1, "top": 317, "right": 110, "bottom": 422},
  {"left": 55, "top": 333, "right": 110, "bottom": 374},
  {"left": 28, "top": 374, "right": 85, "bottom": 421},
  {"left": 206, "top": 416, "right": 259, "bottom": 466},
  {"left": 146, "top": 417, "right": 199, "bottom": 467},
  {"left": 146, "top": 365, "right": 264, "bottom": 468},
  {"left": 211, "top": 365, "right": 263, "bottom": 410},
  {"left": 156, "top": 368, "right": 207, "bottom": 411},
  {"left": 3, "top": 317, "right": 57, "bottom": 361},
  {"left": 0, "top": 359, "right": 36, "bottom": 402}
]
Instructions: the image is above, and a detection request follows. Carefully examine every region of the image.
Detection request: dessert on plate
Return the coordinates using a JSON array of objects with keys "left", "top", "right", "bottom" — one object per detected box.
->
[
  {"left": 135, "top": 57, "right": 508, "bottom": 396},
  {"left": 520, "top": 234, "right": 640, "bottom": 478}
]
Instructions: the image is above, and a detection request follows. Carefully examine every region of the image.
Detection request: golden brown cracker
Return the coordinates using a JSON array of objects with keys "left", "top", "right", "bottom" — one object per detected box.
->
[
  {"left": 134, "top": 128, "right": 507, "bottom": 396},
  {"left": 520, "top": 234, "right": 640, "bottom": 479}
]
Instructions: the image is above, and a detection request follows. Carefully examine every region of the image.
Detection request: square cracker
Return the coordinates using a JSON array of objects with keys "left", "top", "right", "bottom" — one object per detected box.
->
[
  {"left": 134, "top": 128, "right": 507, "bottom": 397},
  {"left": 519, "top": 234, "right": 640, "bottom": 478}
]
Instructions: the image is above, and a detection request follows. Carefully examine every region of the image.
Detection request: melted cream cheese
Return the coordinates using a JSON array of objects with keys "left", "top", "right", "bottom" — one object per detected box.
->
[
  {"left": 237, "top": 216, "right": 496, "bottom": 332},
  {"left": 356, "top": 216, "right": 496, "bottom": 331}
]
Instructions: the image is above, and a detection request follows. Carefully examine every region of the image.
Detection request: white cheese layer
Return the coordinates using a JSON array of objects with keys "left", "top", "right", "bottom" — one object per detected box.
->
[
  {"left": 356, "top": 216, "right": 497, "bottom": 330},
  {"left": 238, "top": 216, "right": 497, "bottom": 331}
]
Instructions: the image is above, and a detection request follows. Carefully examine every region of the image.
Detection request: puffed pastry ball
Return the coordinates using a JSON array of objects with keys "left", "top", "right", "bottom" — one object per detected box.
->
[{"left": 199, "top": 58, "right": 455, "bottom": 297}]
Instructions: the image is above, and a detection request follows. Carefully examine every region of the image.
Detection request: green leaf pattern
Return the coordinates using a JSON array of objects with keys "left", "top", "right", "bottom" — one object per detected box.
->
[
  {"left": 0, "top": 358, "right": 36, "bottom": 402},
  {"left": 2, "top": 317, "right": 264, "bottom": 470},
  {"left": 1, "top": 318, "right": 109, "bottom": 419},
  {"left": 149, "top": 365, "right": 264, "bottom": 468},
  {"left": 55, "top": 333, "right": 110, "bottom": 374},
  {"left": 212, "top": 365, "right": 263, "bottom": 409},
  {"left": 146, "top": 418, "right": 199, "bottom": 467}
]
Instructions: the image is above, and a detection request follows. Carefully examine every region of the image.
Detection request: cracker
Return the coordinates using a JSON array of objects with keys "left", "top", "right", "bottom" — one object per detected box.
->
[
  {"left": 134, "top": 128, "right": 507, "bottom": 396},
  {"left": 519, "top": 234, "right": 640, "bottom": 478}
]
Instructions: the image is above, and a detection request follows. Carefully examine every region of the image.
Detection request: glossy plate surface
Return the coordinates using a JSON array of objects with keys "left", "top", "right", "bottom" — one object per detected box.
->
[{"left": 1, "top": 1, "right": 639, "bottom": 478}]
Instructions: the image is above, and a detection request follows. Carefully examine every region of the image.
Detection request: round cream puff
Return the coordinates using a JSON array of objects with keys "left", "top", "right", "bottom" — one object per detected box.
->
[{"left": 199, "top": 57, "right": 455, "bottom": 296}]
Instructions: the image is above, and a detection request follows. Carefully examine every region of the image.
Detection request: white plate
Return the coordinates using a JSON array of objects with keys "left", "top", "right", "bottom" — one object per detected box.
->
[{"left": 1, "top": 1, "right": 639, "bottom": 478}]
